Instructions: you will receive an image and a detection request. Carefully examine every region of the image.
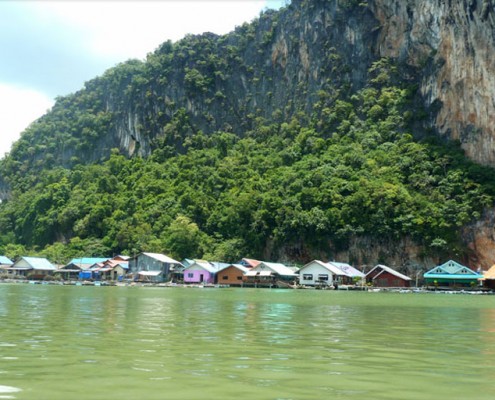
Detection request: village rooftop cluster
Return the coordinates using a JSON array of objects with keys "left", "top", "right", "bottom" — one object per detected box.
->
[{"left": 1, "top": 253, "right": 494, "bottom": 290}]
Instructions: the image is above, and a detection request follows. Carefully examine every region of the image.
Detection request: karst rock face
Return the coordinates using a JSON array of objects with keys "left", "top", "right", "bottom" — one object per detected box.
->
[
  {"left": 370, "top": 0, "right": 495, "bottom": 166},
  {"left": 53, "top": 1, "right": 495, "bottom": 167},
  {"left": 2, "top": 0, "right": 495, "bottom": 267}
]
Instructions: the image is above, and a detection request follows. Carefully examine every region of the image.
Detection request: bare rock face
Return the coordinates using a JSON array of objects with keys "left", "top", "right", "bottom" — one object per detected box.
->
[{"left": 370, "top": 0, "right": 495, "bottom": 166}]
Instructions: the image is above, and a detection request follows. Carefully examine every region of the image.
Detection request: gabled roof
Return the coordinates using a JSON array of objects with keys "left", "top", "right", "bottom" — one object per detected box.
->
[
  {"left": 329, "top": 261, "right": 365, "bottom": 278},
  {"left": 0, "top": 256, "right": 13, "bottom": 265},
  {"left": 67, "top": 258, "right": 109, "bottom": 267},
  {"left": 481, "top": 265, "right": 495, "bottom": 280},
  {"left": 184, "top": 260, "right": 219, "bottom": 274},
  {"left": 239, "top": 258, "right": 261, "bottom": 268},
  {"left": 254, "top": 262, "right": 297, "bottom": 276},
  {"left": 424, "top": 260, "right": 482, "bottom": 279},
  {"left": 366, "top": 264, "right": 411, "bottom": 281},
  {"left": 300, "top": 260, "right": 347, "bottom": 276},
  {"left": 141, "top": 252, "right": 181, "bottom": 265},
  {"left": 218, "top": 264, "right": 250, "bottom": 274},
  {"left": 15, "top": 257, "right": 56, "bottom": 271}
]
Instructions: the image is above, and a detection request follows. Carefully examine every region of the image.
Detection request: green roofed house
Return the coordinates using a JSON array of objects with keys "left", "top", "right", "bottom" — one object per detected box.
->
[
  {"left": 6, "top": 257, "right": 57, "bottom": 280},
  {"left": 424, "top": 259, "right": 483, "bottom": 288}
]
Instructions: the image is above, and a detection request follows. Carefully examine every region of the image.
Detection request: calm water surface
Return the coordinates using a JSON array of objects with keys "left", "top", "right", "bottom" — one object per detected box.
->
[{"left": 0, "top": 285, "right": 494, "bottom": 399}]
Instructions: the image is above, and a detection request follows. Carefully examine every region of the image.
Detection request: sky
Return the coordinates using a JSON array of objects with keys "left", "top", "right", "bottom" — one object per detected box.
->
[{"left": 0, "top": 0, "right": 286, "bottom": 158}]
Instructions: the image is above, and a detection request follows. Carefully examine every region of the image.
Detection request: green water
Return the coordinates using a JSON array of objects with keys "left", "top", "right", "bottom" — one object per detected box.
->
[{"left": 1, "top": 285, "right": 494, "bottom": 399}]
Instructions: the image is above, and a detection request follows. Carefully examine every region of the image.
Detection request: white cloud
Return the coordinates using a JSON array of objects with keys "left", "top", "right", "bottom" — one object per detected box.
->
[
  {"left": 0, "top": 84, "right": 54, "bottom": 157},
  {"left": 33, "top": 1, "right": 273, "bottom": 61},
  {"left": 0, "top": 0, "right": 285, "bottom": 158}
]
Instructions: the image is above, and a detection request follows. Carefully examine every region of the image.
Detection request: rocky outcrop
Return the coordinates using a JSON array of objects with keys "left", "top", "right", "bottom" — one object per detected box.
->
[{"left": 370, "top": 0, "right": 495, "bottom": 165}]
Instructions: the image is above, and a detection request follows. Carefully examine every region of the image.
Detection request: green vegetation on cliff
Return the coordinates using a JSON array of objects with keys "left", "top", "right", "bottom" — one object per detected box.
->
[{"left": 0, "top": 1, "right": 494, "bottom": 264}]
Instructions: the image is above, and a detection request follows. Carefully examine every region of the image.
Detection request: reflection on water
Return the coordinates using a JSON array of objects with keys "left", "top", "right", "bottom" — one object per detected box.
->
[{"left": 0, "top": 285, "right": 495, "bottom": 399}]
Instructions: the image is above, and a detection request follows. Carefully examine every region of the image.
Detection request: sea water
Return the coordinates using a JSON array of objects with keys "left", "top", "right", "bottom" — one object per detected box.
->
[{"left": 0, "top": 285, "right": 494, "bottom": 399}]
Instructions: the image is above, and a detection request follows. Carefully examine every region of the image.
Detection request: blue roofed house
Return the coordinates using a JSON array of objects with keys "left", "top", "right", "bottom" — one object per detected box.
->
[
  {"left": 6, "top": 257, "right": 56, "bottom": 280},
  {"left": 59, "top": 257, "right": 109, "bottom": 280},
  {"left": 0, "top": 256, "right": 14, "bottom": 267},
  {"left": 424, "top": 259, "right": 483, "bottom": 288}
]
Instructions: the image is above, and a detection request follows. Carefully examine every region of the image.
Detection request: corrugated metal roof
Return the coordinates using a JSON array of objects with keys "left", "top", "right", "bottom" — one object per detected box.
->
[
  {"left": 300, "top": 260, "right": 346, "bottom": 276},
  {"left": 68, "top": 258, "right": 109, "bottom": 266},
  {"left": 218, "top": 264, "right": 250, "bottom": 274},
  {"left": 0, "top": 256, "right": 13, "bottom": 265},
  {"left": 142, "top": 252, "right": 181, "bottom": 264},
  {"left": 481, "top": 265, "right": 495, "bottom": 280},
  {"left": 255, "top": 262, "right": 297, "bottom": 276},
  {"left": 184, "top": 261, "right": 218, "bottom": 274},
  {"left": 367, "top": 264, "right": 411, "bottom": 281},
  {"left": 20, "top": 257, "right": 56, "bottom": 271},
  {"left": 240, "top": 258, "right": 261, "bottom": 268},
  {"left": 330, "top": 261, "right": 365, "bottom": 278},
  {"left": 424, "top": 260, "right": 481, "bottom": 278}
]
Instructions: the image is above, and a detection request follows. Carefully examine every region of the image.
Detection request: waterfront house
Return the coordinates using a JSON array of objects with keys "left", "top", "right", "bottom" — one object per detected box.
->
[
  {"left": 217, "top": 264, "right": 250, "bottom": 286},
  {"left": 0, "top": 256, "right": 13, "bottom": 268},
  {"left": 90, "top": 258, "right": 129, "bottom": 281},
  {"left": 423, "top": 260, "right": 483, "bottom": 288},
  {"left": 330, "top": 261, "right": 365, "bottom": 284},
  {"left": 479, "top": 265, "right": 495, "bottom": 289},
  {"left": 130, "top": 252, "right": 182, "bottom": 283},
  {"left": 183, "top": 260, "right": 219, "bottom": 284},
  {"left": 366, "top": 264, "right": 412, "bottom": 287},
  {"left": 6, "top": 257, "right": 56, "bottom": 279},
  {"left": 298, "top": 260, "right": 345, "bottom": 287},
  {"left": 244, "top": 261, "right": 297, "bottom": 286},
  {"left": 59, "top": 257, "right": 109, "bottom": 280}
]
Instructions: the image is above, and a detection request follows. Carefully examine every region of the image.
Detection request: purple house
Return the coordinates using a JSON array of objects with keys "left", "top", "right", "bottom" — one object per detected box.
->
[{"left": 183, "top": 260, "right": 219, "bottom": 284}]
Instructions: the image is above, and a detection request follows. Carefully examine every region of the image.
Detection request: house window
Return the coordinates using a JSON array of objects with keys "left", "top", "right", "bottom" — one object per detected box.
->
[
  {"left": 318, "top": 274, "right": 329, "bottom": 281},
  {"left": 237, "top": 276, "right": 243, "bottom": 280},
  {"left": 187, "top": 273, "right": 194, "bottom": 278},
  {"left": 222, "top": 275, "right": 228, "bottom": 280},
  {"left": 302, "top": 274, "right": 313, "bottom": 280}
]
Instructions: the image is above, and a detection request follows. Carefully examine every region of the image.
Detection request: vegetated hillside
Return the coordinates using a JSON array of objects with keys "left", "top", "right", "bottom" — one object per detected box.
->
[{"left": 1, "top": 0, "right": 495, "bottom": 271}]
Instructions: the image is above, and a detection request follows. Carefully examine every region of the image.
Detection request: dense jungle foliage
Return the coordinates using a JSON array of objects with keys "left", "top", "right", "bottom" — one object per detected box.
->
[
  {"left": 1, "top": 56, "right": 494, "bottom": 264},
  {"left": 1, "top": 1, "right": 495, "bottom": 265}
]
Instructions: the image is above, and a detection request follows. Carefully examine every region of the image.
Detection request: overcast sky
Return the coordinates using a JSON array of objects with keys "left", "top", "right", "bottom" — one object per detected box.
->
[{"left": 0, "top": 0, "right": 286, "bottom": 158}]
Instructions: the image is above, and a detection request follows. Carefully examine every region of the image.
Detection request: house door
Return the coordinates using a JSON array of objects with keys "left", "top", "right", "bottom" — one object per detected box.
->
[{"left": 200, "top": 274, "right": 204, "bottom": 283}]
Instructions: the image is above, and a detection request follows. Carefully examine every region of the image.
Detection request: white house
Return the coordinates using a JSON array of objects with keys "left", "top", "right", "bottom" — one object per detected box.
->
[{"left": 298, "top": 260, "right": 347, "bottom": 287}]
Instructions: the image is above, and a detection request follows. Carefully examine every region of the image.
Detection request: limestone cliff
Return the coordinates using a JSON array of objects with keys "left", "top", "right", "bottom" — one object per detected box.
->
[
  {"left": 370, "top": 0, "right": 495, "bottom": 165},
  {"left": 2, "top": 0, "right": 495, "bottom": 268}
]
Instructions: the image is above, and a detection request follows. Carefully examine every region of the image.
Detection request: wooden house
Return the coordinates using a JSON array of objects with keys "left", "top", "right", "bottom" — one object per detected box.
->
[
  {"left": 0, "top": 256, "right": 13, "bottom": 271},
  {"left": 244, "top": 261, "right": 297, "bottom": 286},
  {"left": 480, "top": 265, "right": 495, "bottom": 289},
  {"left": 423, "top": 260, "right": 483, "bottom": 288},
  {"left": 183, "top": 260, "right": 219, "bottom": 284},
  {"left": 129, "top": 252, "right": 182, "bottom": 283},
  {"left": 366, "top": 264, "right": 412, "bottom": 287},
  {"left": 6, "top": 257, "right": 56, "bottom": 280},
  {"left": 216, "top": 264, "right": 250, "bottom": 286},
  {"left": 90, "top": 258, "right": 129, "bottom": 281},
  {"left": 298, "top": 260, "right": 345, "bottom": 287}
]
